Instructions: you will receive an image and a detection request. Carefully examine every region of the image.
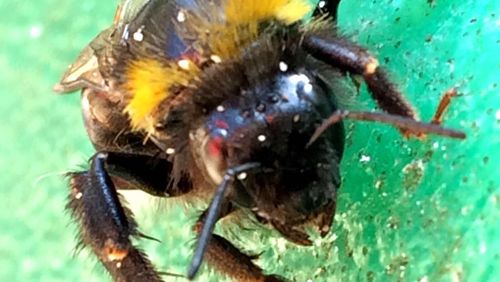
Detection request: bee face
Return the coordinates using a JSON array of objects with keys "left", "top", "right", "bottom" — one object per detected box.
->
[
  {"left": 190, "top": 66, "right": 344, "bottom": 224},
  {"left": 57, "top": 0, "right": 465, "bottom": 280}
]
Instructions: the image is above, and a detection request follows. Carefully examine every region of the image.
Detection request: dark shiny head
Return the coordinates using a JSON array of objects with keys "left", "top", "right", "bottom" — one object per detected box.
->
[{"left": 191, "top": 65, "right": 345, "bottom": 241}]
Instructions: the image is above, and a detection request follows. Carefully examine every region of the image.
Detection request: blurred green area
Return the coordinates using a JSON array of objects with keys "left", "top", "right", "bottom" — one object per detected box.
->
[{"left": 0, "top": 0, "right": 498, "bottom": 281}]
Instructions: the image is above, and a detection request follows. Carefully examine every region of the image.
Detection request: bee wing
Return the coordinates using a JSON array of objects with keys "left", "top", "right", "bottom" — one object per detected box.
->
[
  {"left": 54, "top": 0, "right": 151, "bottom": 94},
  {"left": 54, "top": 28, "right": 113, "bottom": 93},
  {"left": 116, "top": 0, "right": 152, "bottom": 25}
]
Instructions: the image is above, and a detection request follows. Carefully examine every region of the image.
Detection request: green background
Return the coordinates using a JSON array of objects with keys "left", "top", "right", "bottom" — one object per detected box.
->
[{"left": 1, "top": 0, "right": 498, "bottom": 281}]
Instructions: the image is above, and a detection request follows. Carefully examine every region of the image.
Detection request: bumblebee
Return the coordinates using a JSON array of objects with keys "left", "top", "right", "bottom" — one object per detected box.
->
[{"left": 55, "top": 0, "right": 465, "bottom": 281}]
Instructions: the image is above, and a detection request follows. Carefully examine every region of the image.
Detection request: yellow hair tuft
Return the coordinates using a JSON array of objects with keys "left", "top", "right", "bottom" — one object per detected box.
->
[
  {"left": 276, "top": 0, "right": 313, "bottom": 24},
  {"left": 225, "top": 0, "right": 312, "bottom": 25},
  {"left": 123, "top": 58, "right": 198, "bottom": 132}
]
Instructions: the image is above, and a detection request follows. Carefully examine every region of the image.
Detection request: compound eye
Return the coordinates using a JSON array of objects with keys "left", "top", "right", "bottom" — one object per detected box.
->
[
  {"left": 201, "top": 134, "right": 227, "bottom": 184},
  {"left": 205, "top": 135, "right": 225, "bottom": 161}
]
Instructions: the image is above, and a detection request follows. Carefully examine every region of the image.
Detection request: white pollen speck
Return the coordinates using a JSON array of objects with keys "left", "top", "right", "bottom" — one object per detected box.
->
[
  {"left": 432, "top": 142, "right": 439, "bottom": 149},
  {"left": 30, "top": 25, "right": 43, "bottom": 38},
  {"left": 451, "top": 270, "right": 461, "bottom": 282},
  {"left": 419, "top": 276, "right": 429, "bottom": 282},
  {"left": 237, "top": 172, "right": 247, "bottom": 180},
  {"left": 495, "top": 110, "right": 500, "bottom": 120},
  {"left": 216, "top": 105, "right": 225, "bottom": 112},
  {"left": 177, "top": 11, "right": 186, "bottom": 22},
  {"left": 275, "top": 238, "right": 287, "bottom": 252},
  {"left": 331, "top": 233, "right": 338, "bottom": 241},
  {"left": 279, "top": 61, "right": 288, "bottom": 72},
  {"left": 289, "top": 73, "right": 311, "bottom": 85},
  {"left": 210, "top": 54, "right": 222, "bottom": 63},
  {"left": 75, "top": 192, "right": 83, "bottom": 200},
  {"left": 177, "top": 59, "right": 191, "bottom": 70},
  {"left": 318, "top": 1, "right": 326, "bottom": 8},
  {"left": 166, "top": 148, "right": 176, "bottom": 155},
  {"left": 307, "top": 279, "right": 313, "bottom": 282},
  {"left": 133, "top": 28, "right": 144, "bottom": 42},
  {"left": 219, "top": 129, "right": 228, "bottom": 137},
  {"left": 491, "top": 195, "right": 498, "bottom": 204},
  {"left": 303, "top": 83, "right": 313, "bottom": 93},
  {"left": 293, "top": 114, "right": 300, "bottom": 123},
  {"left": 480, "top": 242, "right": 487, "bottom": 254},
  {"left": 360, "top": 155, "right": 371, "bottom": 163},
  {"left": 116, "top": 262, "right": 122, "bottom": 268},
  {"left": 258, "top": 135, "right": 267, "bottom": 142},
  {"left": 461, "top": 206, "right": 471, "bottom": 215}
]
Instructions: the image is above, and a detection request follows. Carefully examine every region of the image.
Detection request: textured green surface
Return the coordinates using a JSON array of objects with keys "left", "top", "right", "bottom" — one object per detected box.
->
[{"left": 1, "top": 0, "right": 499, "bottom": 281}]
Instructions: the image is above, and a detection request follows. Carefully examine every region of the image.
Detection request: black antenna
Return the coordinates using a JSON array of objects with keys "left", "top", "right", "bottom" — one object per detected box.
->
[
  {"left": 307, "top": 110, "right": 466, "bottom": 147},
  {"left": 187, "top": 162, "right": 260, "bottom": 280}
]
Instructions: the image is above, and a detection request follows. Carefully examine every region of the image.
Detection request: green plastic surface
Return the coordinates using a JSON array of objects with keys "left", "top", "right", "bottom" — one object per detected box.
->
[{"left": 1, "top": 0, "right": 498, "bottom": 281}]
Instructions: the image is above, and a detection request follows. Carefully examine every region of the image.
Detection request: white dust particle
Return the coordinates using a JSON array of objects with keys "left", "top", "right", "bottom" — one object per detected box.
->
[
  {"left": 360, "top": 154, "right": 371, "bottom": 163},
  {"left": 30, "top": 25, "right": 43, "bottom": 38},
  {"left": 480, "top": 241, "right": 487, "bottom": 254},
  {"left": 177, "top": 11, "right": 186, "bottom": 22},
  {"left": 279, "top": 61, "right": 288, "bottom": 72},
  {"left": 495, "top": 110, "right": 500, "bottom": 121},
  {"left": 237, "top": 172, "right": 247, "bottom": 180},
  {"left": 133, "top": 29, "right": 144, "bottom": 42},
  {"left": 177, "top": 59, "right": 191, "bottom": 70}
]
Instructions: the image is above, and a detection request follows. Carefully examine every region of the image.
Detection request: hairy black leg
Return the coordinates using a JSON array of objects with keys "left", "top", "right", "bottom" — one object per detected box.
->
[
  {"left": 104, "top": 152, "right": 192, "bottom": 197},
  {"left": 313, "top": 0, "right": 342, "bottom": 21},
  {"left": 67, "top": 153, "right": 177, "bottom": 282},
  {"left": 308, "top": 109, "right": 466, "bottom": 146},
  {"left": 302, "top": 35, "right": 418, "bottom": 120}
]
